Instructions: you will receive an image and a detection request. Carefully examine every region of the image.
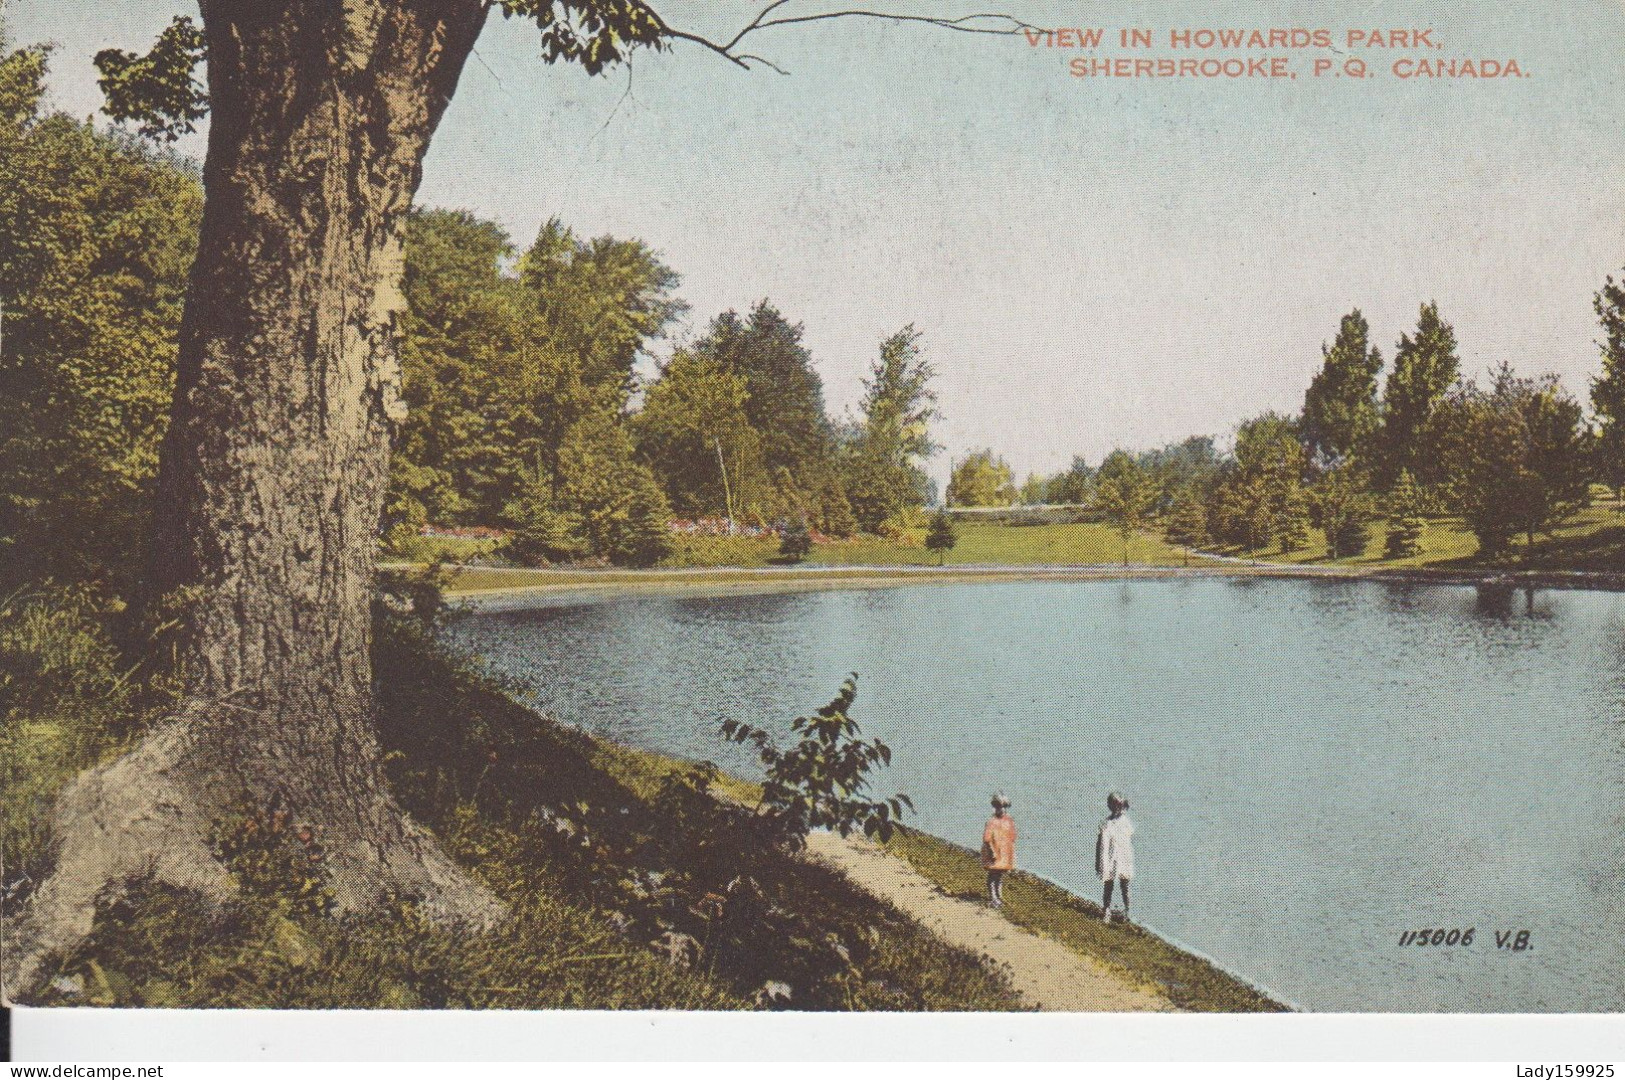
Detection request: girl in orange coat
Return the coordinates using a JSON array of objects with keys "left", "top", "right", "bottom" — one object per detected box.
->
[{"left": 981, "top": 792, "right": 1016, "bottom": 907}]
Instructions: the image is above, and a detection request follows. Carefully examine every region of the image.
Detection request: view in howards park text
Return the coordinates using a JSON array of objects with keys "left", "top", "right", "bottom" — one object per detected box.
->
[{"left": 1018, "top": 26, "right": 1527, "bottom": 81}]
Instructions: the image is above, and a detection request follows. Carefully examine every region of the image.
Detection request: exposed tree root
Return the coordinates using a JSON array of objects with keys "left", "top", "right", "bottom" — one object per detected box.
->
[{"left": 2, "top": 706, "right": 505, "bottom": 1002}]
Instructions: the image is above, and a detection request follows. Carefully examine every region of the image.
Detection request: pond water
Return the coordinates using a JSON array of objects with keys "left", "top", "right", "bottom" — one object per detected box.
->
[{"left": 442, "top": 577, "right": 1625, "bottom": 1012}]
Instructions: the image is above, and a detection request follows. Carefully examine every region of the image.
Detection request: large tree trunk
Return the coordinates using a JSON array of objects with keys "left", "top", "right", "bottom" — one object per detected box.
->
[{"left": 5, "top": 0, "right": 499, "bottom": 998}]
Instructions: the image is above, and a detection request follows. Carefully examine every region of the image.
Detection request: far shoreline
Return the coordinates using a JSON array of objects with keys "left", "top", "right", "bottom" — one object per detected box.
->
[{"left": 426, "top": 560, "right": 1625, "bottom": 610}]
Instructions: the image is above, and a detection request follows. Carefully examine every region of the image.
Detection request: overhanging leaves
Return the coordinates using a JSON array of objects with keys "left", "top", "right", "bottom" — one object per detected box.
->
[{"left": 94, "top": 16, "right": 207, "bottom": 142}]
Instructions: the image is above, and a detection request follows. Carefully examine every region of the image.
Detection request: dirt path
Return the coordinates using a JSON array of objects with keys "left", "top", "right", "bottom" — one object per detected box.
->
[{"left": 804, "top": 831, "right": 1177, "bottom": 1012}]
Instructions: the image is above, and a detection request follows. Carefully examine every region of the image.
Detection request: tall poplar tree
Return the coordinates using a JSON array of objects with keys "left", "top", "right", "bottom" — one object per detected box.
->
[
  {"left": 1381, "top": 302, "right": 1460, "bottom": 489},
  {"left": 1302, "top": 309, "right": 1383, "bottom": 469},
  {"left": 843, "top": 326, "right": 940, "bottom": 532},
  {"left": 1591, "top": 271, "right": 1625, "bottom": 505}
]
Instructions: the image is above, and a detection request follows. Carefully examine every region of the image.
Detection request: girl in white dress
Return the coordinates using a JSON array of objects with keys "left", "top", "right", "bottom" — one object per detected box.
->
[{"left": 1095, "top": 791, "right": 1134, "bottom": 923}]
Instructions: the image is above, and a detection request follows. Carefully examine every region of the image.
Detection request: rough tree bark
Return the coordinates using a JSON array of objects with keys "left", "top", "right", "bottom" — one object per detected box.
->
[{"left": 3, "top": 0, "right": 501, "bottom": 998}]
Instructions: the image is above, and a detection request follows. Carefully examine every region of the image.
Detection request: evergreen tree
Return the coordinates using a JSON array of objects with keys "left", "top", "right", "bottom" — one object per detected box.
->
[
  {"left": 501, "top": 413, "right": 672, "bottom": 566},
  {"left": 694, "top": 301, "right": 837, "bottom": 519},
  {"left": 1381, "top": 302, "right": 1460, "bottom": 488},
  {"left": 1384, "top": 469, "right": 1426, "bottom": 558},
  {"left": 778, "top": 516, "right": 812, "bottom": 563},
  {"left": 1591, "top": 271, "right": 1625, "bottom": 506},
  {"left": 815, "top": 477, "right": 857, "bottom": 539},
  {"left": 608, "top": 471, "right": 676, "bottom": 568},
  {"left": 1302, "top": 310, "right": 1383, "bottom": 468},
  {"left": 1275, "top": 484, "right": 1311, "bottom": 554},
  {"left": 1205, "top": 413, "right": 1307, "bottom": 552},
  {"left": 1311, "top": 467, "right": 1374, "bottom": 559},
  {"left": 924, "top": 508, "right": 958, "bottom": 565},
  {"left": 1163, "top": 487, "right": 1210, "bottom": 551},
  {"left": 504, "top": 475, "right": 592, "bottom": 565}
]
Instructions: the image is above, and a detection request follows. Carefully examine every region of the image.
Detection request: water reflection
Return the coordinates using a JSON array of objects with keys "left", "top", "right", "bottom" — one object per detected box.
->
[{"left": 1469, "top": 583, "right": 1554, "bottom": 621}]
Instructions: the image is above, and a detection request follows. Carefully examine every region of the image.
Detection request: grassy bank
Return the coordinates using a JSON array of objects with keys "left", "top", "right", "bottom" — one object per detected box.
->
[
  {"left": 12, "top": 599, "right": 1022, "bottom": 1011},
  {"left": 8, "top": 586, "right": 1290, "bottom": 1012},
  {"left": 8, "top": 583, "right": 1297, "bottom": 1012},
  {"left": 396, "top": 521, "right": 1210, "bottom": 577},
  {"left": 886, "top": 828, "right": 1286, "bottom": 1013},
  {"left": 430, "top": 520, "right": 1220, "bottom": 596}
]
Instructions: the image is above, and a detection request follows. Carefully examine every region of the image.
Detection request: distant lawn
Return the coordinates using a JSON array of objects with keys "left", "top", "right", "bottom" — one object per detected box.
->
[
  {"left": 836, "top": 521, "right": 1206, "bottom": 567},
  {"left": 1215, "top": 499, "right": 1625, "bottom": 573},
  {"left": 664, "top": 521, "right": 1215, "bottom": 570},
  {"left": 408, "top": 497, "right": 1624, "bottom": 587}
]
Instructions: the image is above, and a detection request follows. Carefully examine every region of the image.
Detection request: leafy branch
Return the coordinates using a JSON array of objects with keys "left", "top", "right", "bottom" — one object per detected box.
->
[{"left": 721, "top": 674, "right": 913, "bottom": 846}]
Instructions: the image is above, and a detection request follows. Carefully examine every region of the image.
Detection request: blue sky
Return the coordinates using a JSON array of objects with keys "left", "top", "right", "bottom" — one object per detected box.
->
[{"left": 11, "top": 1, "right": 1625, "bottom": 481}]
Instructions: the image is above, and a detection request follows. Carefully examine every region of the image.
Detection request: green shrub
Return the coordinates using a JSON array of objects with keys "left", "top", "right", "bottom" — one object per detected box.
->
[
  {"left": 720, "top": 676, "right": 912, "bottom": 847},
  {"left": 501, "top": 457, "right": 673, "bottom": 568},
  {"left": 1385, "top": 470, "right": 1426, "bottom": 559},
  {"left": 658, "top": 533, "right": 775, "bottom": 568},
  {"left": 873, "top": 516, "right": 908, "bottom": 542}
]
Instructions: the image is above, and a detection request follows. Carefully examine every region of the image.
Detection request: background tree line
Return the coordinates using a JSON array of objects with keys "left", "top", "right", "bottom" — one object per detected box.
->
[
  {"left": 0, "top": 47, "right": 201, "bottom": 594},
  {"left": 4, "top": 38, "right": 1621, "bottom": 582},
  {"left": 397, "top": 207, "right": 939, "bottom": 565},
  {"left": 1002, "top": 298, "right": 1624, "bottom": 561},
  {"left": 0, "top": 59, "right": 941, "bottom": 585}
]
